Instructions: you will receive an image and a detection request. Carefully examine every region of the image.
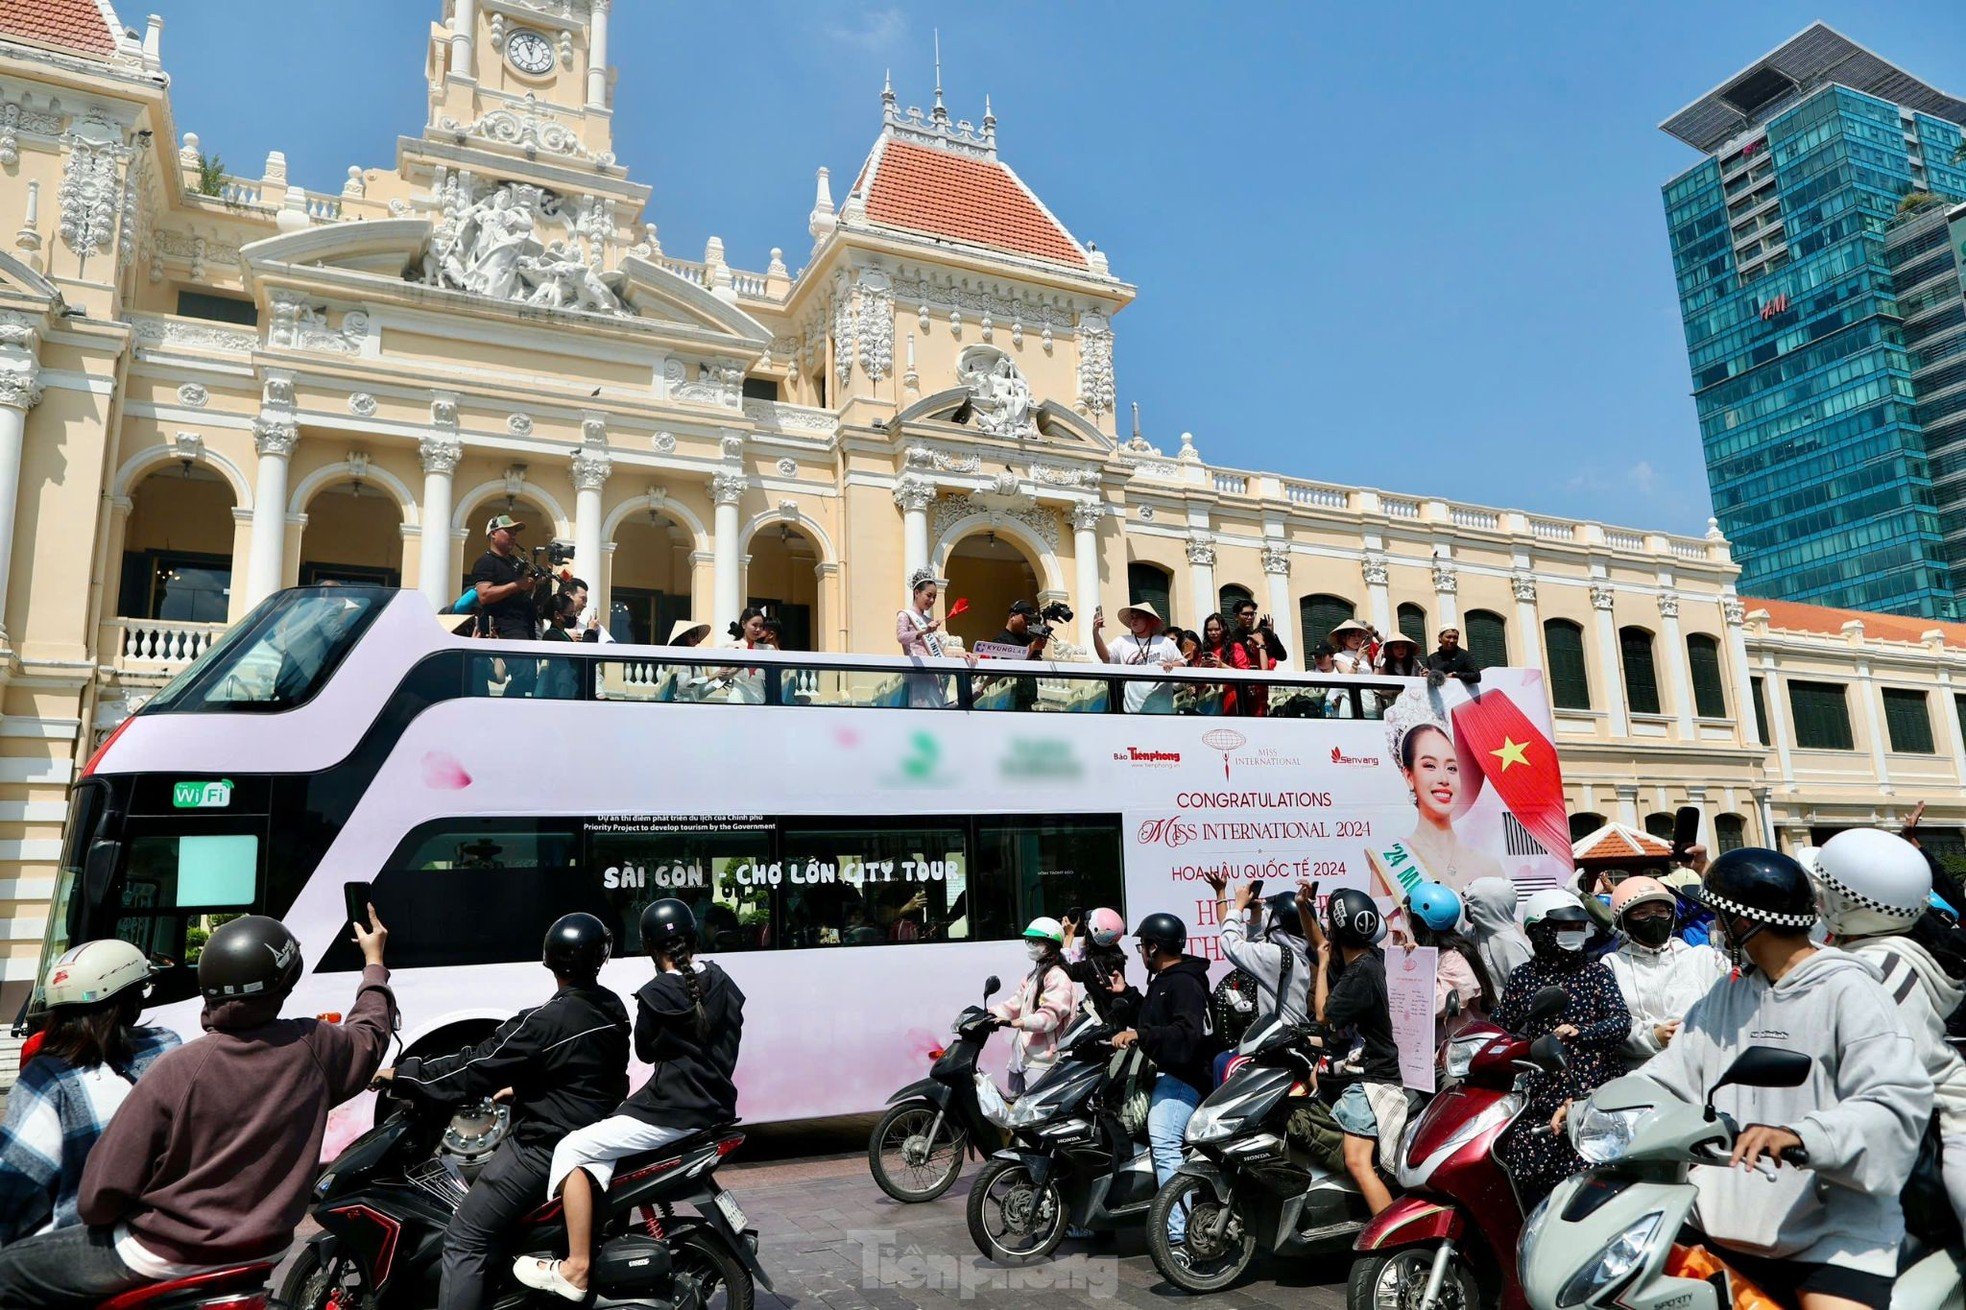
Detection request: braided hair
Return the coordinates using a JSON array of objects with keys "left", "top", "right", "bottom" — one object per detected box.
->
[{"left": 660, "top": 938, "right": 712, "bottom": 1042}]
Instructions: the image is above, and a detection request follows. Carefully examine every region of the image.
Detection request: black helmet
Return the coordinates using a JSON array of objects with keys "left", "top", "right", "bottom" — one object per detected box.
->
[
  {"left": 1264, "top": 891, "right": 1305, "bottom": 940},
  {"left": 543, "top": 912, "right": 612, "bottom": 981},
  {"left": 1327, "top": 888, "right": 1385, "bottom": 948},
  {"left": 1696, "top": 848, "right": 1817, "bottom": 931},
  {"left": 639, "top": 898, "right": 697, "bottom": 957},
  {"left": 197, "top": 915, "right": 302, "bottom": 1001},
  {"left": 1134, "top": 912, "right": 1187, "bottom": 955}
]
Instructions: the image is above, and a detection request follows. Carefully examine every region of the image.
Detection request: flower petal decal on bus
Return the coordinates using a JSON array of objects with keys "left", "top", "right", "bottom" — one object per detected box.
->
[{"left": 419, "top": 751, "right": 474, "bottom": 791}]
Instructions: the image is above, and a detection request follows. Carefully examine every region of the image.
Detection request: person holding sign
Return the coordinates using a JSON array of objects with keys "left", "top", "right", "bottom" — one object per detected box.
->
[
  {"left": 1491, "top": 889, "right": 1630, "bottom": 1206},
  {"left": 1301, "top": 883, "right": 1401, "bottom": 1217},
  {"left": 1403, "top": 882, "right": 1496, "bottom": 1042}
]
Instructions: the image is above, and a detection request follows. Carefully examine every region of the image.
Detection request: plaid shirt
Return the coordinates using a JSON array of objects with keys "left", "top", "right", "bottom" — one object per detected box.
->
[{"left": 0, "top": 1027, "right": 179, "bottom": 1242}]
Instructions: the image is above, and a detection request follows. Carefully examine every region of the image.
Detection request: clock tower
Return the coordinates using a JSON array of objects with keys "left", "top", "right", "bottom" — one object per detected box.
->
[{"left": 423, "top": 0, "right": 621, "bottom": 174}]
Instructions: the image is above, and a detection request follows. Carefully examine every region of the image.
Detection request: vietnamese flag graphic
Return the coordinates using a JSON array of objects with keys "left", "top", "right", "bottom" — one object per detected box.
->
[{"left": 1450, "top": 689, "right": 1569, "bottom": 861}]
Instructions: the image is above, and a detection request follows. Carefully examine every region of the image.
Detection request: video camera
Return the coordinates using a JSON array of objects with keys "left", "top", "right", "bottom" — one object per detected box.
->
[
  {"left": 1025, "top": 600, "right": 1074, "bottom": 644},
  {"left": 522, "top": 540, "right": 576, "bottom": 582}
]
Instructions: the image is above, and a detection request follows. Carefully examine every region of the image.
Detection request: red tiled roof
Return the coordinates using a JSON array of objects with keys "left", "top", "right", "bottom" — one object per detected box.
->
[
  {"left": 1573, "top": 822, "right": 1674, "bottom": 863},
  {"left": 0, "top": 0, "right": 117, "bottom": 57},
  {"left": 1749, "top": 597, "right": 1966, "bottom": 650},
  {"left": 860, "top": 138, "right": 1087, "bottom": 269}
]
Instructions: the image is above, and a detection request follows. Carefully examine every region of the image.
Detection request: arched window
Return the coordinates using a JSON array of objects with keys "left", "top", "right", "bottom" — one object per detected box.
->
[
  {"left": 1218, "top": 583, "right": 1255, "bottom": 617},
  {"left": 1299, "top": 594, "right": 1355, "bottom": 651},
  {"left": 1620, "top": 626, "right": 1661, "bottom": 716},
  {"left": 1715, "top": 813, "right": 1747, "bottom": 852},
  {"left": 1544, "top": 619, "right": 1591, "bottom": 709},
  {"left": 1644, "top": 812, "right": 1676, "bottom": 841},
  {"left": 1128, "top": 562, "right": 1173, "bottom": 626},
  {"left": 1396, "top": 602, "right": 1427, "bottom": 649},
  {"left": 1686, "top": 633, "right": 1727, "bottom": 718},
  {"left": 1464, "top": 609, "right": 1508, "bottom": 669},
  {"left": 1569, "top": 812, "right": 1607, "bottom": 844}
]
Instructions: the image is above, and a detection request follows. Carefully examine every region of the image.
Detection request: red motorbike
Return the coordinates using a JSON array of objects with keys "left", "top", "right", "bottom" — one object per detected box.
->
[
  {"left": 97, "top": 1265, "right": 275, "bottom": 1310},
  {"left": 1345, "top": 987, "right": 1567, "bottom": 1310}
]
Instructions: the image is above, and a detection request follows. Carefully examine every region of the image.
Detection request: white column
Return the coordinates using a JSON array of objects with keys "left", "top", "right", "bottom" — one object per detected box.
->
[
  {"left": 1187, "top": 538, "right": 1216, "bottom": 624},
  {"left": 1262, "top": 543, "right": 1296, "bottom": 667},
  {"left": 451, "top": 0, "right": 477, "bottom": 79},
  {"left": 0, "top": 355, "right": 41, "bottom": 645},
  {"left": 894, "top": 476, "right": 933, "bottom": 580},
  {"left": 1590, "top": 585, "right": 1629, "bottom": 737},
  {"left": 247, "top": 418, "right": 297, "bottom": 604},
  {"left": 586, "top": 0, "right": 610, "bottom": 107},
  {"left": 1938, "top": 665, "right": 1966, "bottom": 780},
  {"left": 1072, "top": 503, "right": 1103, "bottom": 637},
  {"left": 572, "top": 433, "right": 612, "bottom": 593},
  {"left": 1722, "top": 598, "right": 1758, "bottom": 747},
  {"left": 1432, "top": 558, "right": 1459, "bottom": 630},
  {"left": 1657, "top": 593, "right": 1697, "bottom": 739},
  {"left": 711, "top": 471, "right": 746, "bottom": 633},
  {"left": 1761, "top": 656, "right": 1796, "bottom": 790},
  {"left": 1511, "top": 573, "right": 1542, "bottom": 672},
  {"left": 1857, "top": 657, "right": 1894, "bottom": 795},
  {"left": 1615, "top": 783, "right": 1640, "bottom": 829},
  {"left": 1362, "top": 552, "right": 1391, "bottom": 633},
  {"left": 417, "top": 436, "right": 461, "bottom": 611}
]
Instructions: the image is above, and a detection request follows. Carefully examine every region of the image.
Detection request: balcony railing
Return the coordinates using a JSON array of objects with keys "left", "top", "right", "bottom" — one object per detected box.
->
[{"left": 104, "top": 618, "right": 224, "bottom": 675}]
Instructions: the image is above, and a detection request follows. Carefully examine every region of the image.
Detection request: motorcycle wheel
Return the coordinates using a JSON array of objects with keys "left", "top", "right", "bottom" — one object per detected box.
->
[
  {"left": 868, "top": 1100, "right": 967, "bottom": 1202},
  {"left": 671, "top": 1226, "right": 755, "bottom": 1310},
  {"left": 1146, "top": 1174, "right": 1257, "bottom": 1294},
  {"left": 277, "top": 1238, "right": 374, "bottom": 1310},
  {"left": 966, "top": 1158, "right": 1068, "bottom": 1265},
  {"left": 1348, "top": 1245, "right": 1480, "bottom": 1310}
]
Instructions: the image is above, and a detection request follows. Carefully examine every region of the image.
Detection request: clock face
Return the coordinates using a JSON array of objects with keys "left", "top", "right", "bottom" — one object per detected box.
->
[{"left": 506, "top": 29, "right": 554, "bottom": 76}]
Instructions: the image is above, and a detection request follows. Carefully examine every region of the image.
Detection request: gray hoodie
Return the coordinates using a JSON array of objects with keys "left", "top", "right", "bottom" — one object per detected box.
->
[
  {"left": 1218, "top": 915, "right": 1312, "bottom": 1030},
  {"left": 1634, "top": 947, "right": 1932, "bottom": 1276},
  {"left": 1463, "top": 877, "right": 1532, "bottom": 988},
  {"left": 1843, "top": 932, "right": 1966, "bottom": 1127}
]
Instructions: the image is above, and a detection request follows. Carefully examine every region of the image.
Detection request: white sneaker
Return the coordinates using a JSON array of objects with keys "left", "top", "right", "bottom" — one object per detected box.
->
[{"left": 512, "top": 1256, "right": 587, "bottom": 1303}]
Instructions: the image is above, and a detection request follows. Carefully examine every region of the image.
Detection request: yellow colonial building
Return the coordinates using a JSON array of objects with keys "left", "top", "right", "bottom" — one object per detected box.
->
[{"left": 0, "top": 0, "right": 1961, "bottom": 1029}]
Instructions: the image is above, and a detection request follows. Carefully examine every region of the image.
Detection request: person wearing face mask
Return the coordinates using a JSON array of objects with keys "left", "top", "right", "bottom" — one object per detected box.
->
[
  {"left": 986, "top": 918, "right": 1077, "bottom": 1096},
  {"left": 1811, "top": 828, "right": 1966, "bottom": 1229},
  {"left": 1492, "top": 888, "right": 1630, "bottom": 1205},
  {"left": 1603, "top": 876, "right": 1728, "bottom": 1069}
]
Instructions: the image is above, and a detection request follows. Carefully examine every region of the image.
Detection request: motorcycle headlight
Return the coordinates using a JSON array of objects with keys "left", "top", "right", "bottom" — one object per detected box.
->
[
  {"left": 1556, "top": 1213, "right": 1662, "bottom": 1307},
  {"left": 1571, "top": 1104, "right": 1653, "bottom": 1166},
  {"left": 1007, "top": 1093, "right": 1054, "bottom": 1128},
  {"left": 1185, "top": 1101, "right": 1237, "bottom": 1145},
  {"left": 1442, "top": 1032, "right": 1496, "bottom": 1080}
]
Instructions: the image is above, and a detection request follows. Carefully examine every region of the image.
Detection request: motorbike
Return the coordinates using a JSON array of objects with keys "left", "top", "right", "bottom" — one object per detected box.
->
[
  {"left": 1347, "top": 986, "right": 1569, "bottom": 1310},
  {"left": 1146, "top": 1015, "right": 1373, "bottom": 1293},
  {"left": 1519, "top": 1045, "right": 1965, "bottom": 1310},
  {"left": 278, "top": 1084, "right": 770, "bottom": 1309},
  {"left": 868, "top": 974, "right": 1009, "bottom": 1203},
  {"left": 97, "top": 1266, "right": 279, "bottom": 1310},
  {"left": 966, "top": 1014, "right": 1160, "bottom": 1264}
]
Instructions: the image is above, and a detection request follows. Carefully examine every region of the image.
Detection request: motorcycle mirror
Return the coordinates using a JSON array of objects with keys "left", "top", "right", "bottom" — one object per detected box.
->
[
  {"left": 1525, "top": 985, "right": 1567, "bottom": 1025},
  {"left": 1709, "top": 1045, "right": 1812, "bottom": 1114},
  {"left": 983, "top": 975, "right": 1001, "bottom": 1000},
  {"left": 1444, "top": 988, "right": 1463, "bottom": 1020},
  {"left": 1529, "top": 1032, "right": 1568, "bottom": 1073}
]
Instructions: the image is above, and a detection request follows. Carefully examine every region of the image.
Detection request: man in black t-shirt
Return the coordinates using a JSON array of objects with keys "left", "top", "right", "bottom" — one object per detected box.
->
[
  {"left": 985, "top": 600, "right": 1047, "bottom": 711},
  {"left": 1426, "top": 628, "right": 1481, "bottom": 687},
  {"left": 469, "top": 514, "right": 539, "bottom": 696},
  {"left": 1307, "top": 886, "right": 1400, "bottom": 1215}
]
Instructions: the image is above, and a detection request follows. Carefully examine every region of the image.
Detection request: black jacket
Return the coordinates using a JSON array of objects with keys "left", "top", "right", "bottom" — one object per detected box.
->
[
  {"left": 393, "top": 983, "right": 630, "bottom": 1147},
  {"left": 621, "top": 963, "right": 745, "bottom": 1131},
  {"left": 1426, "top": 647, "right": 1481, "bottom": 684},
  {"left": 1067, "top": 951, "right": 1141, "bottom": 1027},
  {"left": 1135, "top": 956, "right": 1213, "bottom": 1094}
]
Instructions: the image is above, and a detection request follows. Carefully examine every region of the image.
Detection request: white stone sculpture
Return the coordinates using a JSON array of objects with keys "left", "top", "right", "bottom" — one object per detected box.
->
[{"left": 956, "top": 344, "right": 1035, "bottom": 438}]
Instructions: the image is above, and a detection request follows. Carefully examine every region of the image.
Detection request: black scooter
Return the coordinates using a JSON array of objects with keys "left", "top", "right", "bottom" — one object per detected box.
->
[
  {"left": 280, "top": 1085, "right": 771, "bottom": 1309},
  {"left": 966, "top": 1015, "right": 1160, "bottom": 1264},
  {"left": 868, "top": 975, "right": 1008, "bottom": 1202}
]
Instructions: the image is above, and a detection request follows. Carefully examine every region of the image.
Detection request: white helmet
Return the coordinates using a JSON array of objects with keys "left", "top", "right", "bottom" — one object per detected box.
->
[
  {"left": 1812, "top": 828, "right": 1929, "bottom": 940},
  {"left": 42, "top": 939, "right": 152, "bottom": 1009},
  {"left": 1522, "top": 887, "right": 1585, "bottom": 927},
  {"left": 1021, "top": 917, "right": 1065, "bottom": 946}
]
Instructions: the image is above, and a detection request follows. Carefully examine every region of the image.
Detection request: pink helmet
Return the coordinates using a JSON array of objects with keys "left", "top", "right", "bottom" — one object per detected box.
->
[
  {"left": 1610, "top": 876, "right": 1675, "bottom": 918},
  {"left": 1086, "top": 908, "right": 1126, "bottom": 947}
]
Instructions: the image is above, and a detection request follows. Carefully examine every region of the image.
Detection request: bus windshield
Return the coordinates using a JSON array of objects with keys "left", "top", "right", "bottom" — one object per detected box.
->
[{"left": 146, "top": 587, "right": 387, "bottom": 713}]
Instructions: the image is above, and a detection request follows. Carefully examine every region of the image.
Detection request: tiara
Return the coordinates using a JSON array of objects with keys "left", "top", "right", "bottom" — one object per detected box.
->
[{"left": 1384, "top": 684, "right": 1451, "bottom": 762}]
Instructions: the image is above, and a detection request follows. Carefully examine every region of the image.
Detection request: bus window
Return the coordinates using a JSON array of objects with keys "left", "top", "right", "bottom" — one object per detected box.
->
[
  {"left": 973, "top": 817, "right": 1125, "bottom": 941},
  {"left": 595, "top": 660, "right": 723, "bottom": 704},
  {"left": 778, "top": 822, "right": 969, "bottom": 948},
  {"left": 110, "top": 829, "right": 262, "bottom": 999},
  {"left": 586, "top": 817, "right": 774, "bottom": 954},
  {"left": 466, "top": 654, "right": 585, "bottom": 700},
  {"left": 148, "top": 588, "right": 384, "bottom": 713},
  {"left": 782, "top": 666, "right": 950, "bottom": 710},
  {"left": 971, "top": 671, "right": 1111, "bottom": 714}
]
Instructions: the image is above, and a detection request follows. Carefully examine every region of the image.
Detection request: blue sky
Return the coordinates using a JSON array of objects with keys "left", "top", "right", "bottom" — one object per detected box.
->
[{"left": 151, "top": 1, "right": 1966, "bottom": 536}]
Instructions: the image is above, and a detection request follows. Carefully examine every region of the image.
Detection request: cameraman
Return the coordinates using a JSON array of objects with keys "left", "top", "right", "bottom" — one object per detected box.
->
[
  {"left": 984, "top": 600, "right": 1049, "bottom": 711},
  {"left": 469, "top": 514, "right": 539, "bottom": 697}
]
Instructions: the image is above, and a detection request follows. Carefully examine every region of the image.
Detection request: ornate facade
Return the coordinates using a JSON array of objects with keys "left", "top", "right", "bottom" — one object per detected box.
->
[{"left": 0, "top": 1, "right": 1960, "bottom": 1021}]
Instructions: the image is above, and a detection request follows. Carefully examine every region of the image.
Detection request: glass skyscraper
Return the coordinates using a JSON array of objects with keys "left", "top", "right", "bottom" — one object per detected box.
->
[{"left": 1660, "top": 25, "right": 1966, "bottom": 618}]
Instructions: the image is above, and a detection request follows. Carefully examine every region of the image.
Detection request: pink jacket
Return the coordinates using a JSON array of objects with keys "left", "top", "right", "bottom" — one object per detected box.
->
[
  {"left": 896, "top": 608, "right": 943, "bottom": 658},
  {"left": 990, "top": 963, "right": 1077, "bottom": 1071}
]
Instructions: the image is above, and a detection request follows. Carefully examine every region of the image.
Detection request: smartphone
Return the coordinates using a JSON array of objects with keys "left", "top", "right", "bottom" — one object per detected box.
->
[
  {"left": 343, "top": 880, "right": 374, "bottom": 931},
  {"left": 1248, "top": 879, "right": 1265, "bottom": 902},
  {"left": 1067, "top": 905, "right": 1085, "bottom": 928},
  {"left": 1670, "top": 806, "right": 1701, "bottom": 861}
]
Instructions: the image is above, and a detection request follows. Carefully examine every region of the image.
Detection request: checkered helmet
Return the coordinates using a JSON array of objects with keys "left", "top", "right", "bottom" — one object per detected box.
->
[{"left": 1693, "top": 848, "right": 1818, "bottom": 932}]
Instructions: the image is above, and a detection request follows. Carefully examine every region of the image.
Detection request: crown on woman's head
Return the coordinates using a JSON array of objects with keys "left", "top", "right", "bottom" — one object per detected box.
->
[{"left": 1385, "top": 684, "right": 1451, "bottom": 763}]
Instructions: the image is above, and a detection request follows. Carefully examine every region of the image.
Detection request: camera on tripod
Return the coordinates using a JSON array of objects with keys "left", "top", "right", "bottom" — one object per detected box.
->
[
  {"left": 522, "top": 540, "right": 575, "bottom": 582},
  {"left": 1025, "top": 600, "right": 1074, "bottom": 644}
]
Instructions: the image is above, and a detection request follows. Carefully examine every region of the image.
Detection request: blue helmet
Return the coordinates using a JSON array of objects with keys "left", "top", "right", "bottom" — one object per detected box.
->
[{"left": 1407, "top": 882, "right": 1463, "bottom": 934}]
